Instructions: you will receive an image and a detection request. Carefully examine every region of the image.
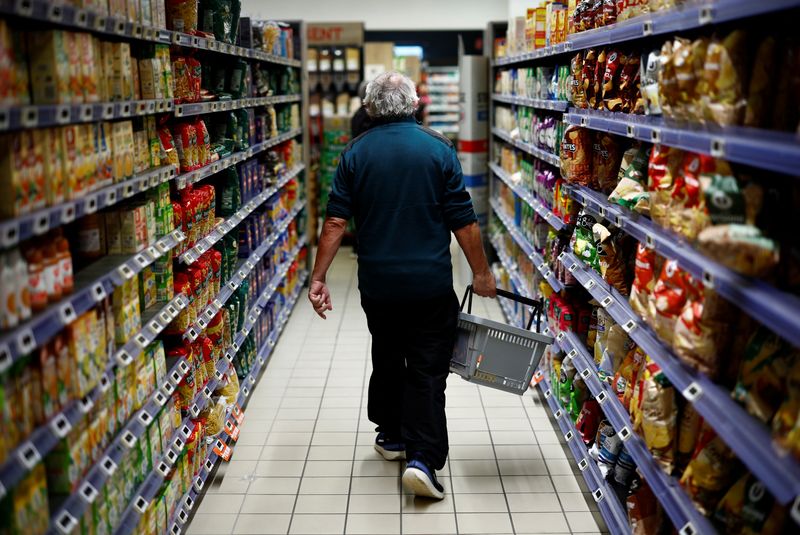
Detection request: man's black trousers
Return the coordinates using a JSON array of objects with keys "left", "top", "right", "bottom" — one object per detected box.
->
[{"left": 361, "top": 290, "right": 459, "bottom": 470}]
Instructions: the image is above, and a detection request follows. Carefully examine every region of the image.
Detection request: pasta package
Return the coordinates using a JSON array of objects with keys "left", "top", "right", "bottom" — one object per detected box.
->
[{"left": 560, "top": 125, "right": 592, "bottom": 185}]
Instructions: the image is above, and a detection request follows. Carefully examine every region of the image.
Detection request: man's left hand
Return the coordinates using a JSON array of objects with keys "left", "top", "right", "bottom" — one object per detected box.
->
[{"left": 308, "top": 280, "right": 333, "bottom": 319}]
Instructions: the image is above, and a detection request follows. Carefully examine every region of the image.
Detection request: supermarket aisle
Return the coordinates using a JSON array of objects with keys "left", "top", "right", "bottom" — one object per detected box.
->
[{"left": 187, "top": 252, "right": 604, "bottom": 535}]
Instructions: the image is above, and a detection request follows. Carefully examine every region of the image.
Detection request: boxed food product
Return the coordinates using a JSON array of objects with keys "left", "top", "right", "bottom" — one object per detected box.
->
[
  {"left": 0, "top": 21, "right": 30, "bottom": 106},
  {"left": 28, "top": 30, "right": 71, "bottom": 104}
]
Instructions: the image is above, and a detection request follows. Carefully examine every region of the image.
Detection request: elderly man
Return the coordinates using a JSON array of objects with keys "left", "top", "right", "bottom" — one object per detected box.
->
[{"left": 308, "top": 71, "right": 495, "bottom": 500}]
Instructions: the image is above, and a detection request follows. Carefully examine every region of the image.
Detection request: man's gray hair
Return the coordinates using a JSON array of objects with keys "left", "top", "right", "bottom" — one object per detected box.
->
[{"left": 364, "top": 71, "right": 418, "bottom": 119}]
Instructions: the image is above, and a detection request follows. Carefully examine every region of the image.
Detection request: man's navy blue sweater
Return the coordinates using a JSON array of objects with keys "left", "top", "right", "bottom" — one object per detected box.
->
[{"left": 326, "top": 116, "right": 477, "bottom": 301}]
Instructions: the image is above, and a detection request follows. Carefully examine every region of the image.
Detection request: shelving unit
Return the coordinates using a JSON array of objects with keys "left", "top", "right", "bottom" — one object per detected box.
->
[
  {"left": 0, "top": 7, "right": 309, "bottom": 535},
  {"left": 487, "top": 2, "right": 800, "bottom": 533},
  {"left": 425, "top": 66, "right": 460, "bottom": 139}
]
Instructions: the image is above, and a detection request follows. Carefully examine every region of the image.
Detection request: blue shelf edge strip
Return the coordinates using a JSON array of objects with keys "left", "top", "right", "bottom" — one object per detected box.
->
[
  {"left": 537, "top": 377, "right": 631, "bottom": 535},
  {"left": 558, "top": 249, "right": 800, "bottom": 509},
  {"left": 47, "top": 238, "right": 307, "bottom": 535},
  {"left": 164, "top": 276, "right": 307, "bottom": 535},
  {"left": 489, "top": 162, "right": 567, "bottom": 232},
  {"left": 492, "top": 94, "right": 569, "bottom": 112},
  {"left": 564, "top": 108, "right": 800, "bottom": 178},
  {"left": 0, "top": 0, "right": 302, "bottom": 67},
  {"left": 491, "top": 0, "right": 800, "bottom": 67},
  {"left": 490, "top": 197, "right": 564, "bottom": 293},
  {"left": 492, "top": 127, "right": 561, "bottom": 168}
]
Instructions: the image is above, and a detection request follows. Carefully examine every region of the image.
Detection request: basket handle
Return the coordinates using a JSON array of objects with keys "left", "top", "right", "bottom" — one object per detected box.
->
[{"left": 460, "top": 285, "right": 543, "bottom": 332}]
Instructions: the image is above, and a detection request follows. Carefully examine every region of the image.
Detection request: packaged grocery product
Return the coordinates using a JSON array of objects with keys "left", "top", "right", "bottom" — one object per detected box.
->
[
  {"left": 570, "top": 53, "right": 587, "bottom": 108},
  {"left": 651, "top": 259, "right": 695, "bottom": 344},
  {"left": 772, "top": 358, "right": 800, "bottom": 460},
  {"left": 609, "top": 143, "right": 651, "bottom": 213},
  {"left": 627, "top": 479, "right": 661, "bottom": 535},
  {"left": 635, "top": 360, "right": 677, "bottom": 471},
  {"left": 702, "top": 31, "right": 749, "bottom": 126},
  {"left": 614, "top": 347, "right": 645, "bottom": 411},
  {"left": 680, "top": 423, "right": 738, "bottom": 515},
  {"left": 714, "top": 472, "right": 787, "bottom": 535},
  {"left": 575, "top": 398, "right": 601, "bottom": 445},
  {"left": 166, "top": 0, "right": 198, "bottom": 32},
  {"left": 591, "top": 132, "right": 623, "bottom": 193},
  {"left": 571, "top": 211, "right": 600, "bottom": 272},
  {"left": 595, "top": 419, "right": 621, "bottom": 476},
  {"left": 648, "top": 144, "right": 684, "bottom": 227},
  {"left": 696, "top": 224, "right": 779, "bottom": 278},
  {"left": 732, "top": 328, "right": 795, "bottom": 423},
  {"left": 594, "top": 223, "right": 631, "bottom": 295},
  {"left": 616, "top": 0, "right": 650, "bottom": 21}
]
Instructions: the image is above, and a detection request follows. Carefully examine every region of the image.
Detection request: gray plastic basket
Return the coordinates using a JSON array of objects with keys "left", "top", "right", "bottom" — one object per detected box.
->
[{"left": 451, "top": 286, "right": 553, "bottom": 395}]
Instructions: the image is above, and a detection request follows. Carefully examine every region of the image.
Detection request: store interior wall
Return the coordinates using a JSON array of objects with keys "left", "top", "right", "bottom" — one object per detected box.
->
[{"left": 241, "top": 0, "right": 507, "bottom": 30}]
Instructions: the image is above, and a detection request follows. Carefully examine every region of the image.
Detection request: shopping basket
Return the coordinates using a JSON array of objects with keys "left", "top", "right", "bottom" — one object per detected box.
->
[{"left": 450, "top": 285, "right": 553, "bottom": 395}]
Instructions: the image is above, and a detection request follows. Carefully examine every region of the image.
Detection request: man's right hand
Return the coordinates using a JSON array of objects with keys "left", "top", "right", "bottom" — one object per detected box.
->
[
  {"left": 308, "top": 280, "right": 333, "bottom": 319},
  {"left": 472, "top": 270, "right": 497, "bottom": 298}
]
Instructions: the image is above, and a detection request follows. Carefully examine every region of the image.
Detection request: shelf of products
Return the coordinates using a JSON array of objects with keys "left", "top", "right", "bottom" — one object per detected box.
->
[
  {"left": 0, "top": 8, "right": 307, "bottom": 534},
  {"left": 425, "top": 66, "right": 460, "bottom": 139},
  {"left": 492, "top": 0, "right": 800, "bottom": 67},
  {"left": 489, "top": 162, "right": 568, "bottom": 232},
  {"left": 489, "top": 2, "right": 800, "bottom": 533}
]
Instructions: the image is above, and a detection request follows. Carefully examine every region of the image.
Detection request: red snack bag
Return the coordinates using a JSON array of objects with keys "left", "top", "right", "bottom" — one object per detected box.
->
[
  {"left": 652, "top": 259, "right": 698, "bottom": 345},
  {"left": 186, "top": 57, "right": 202, "bottom": 102},
  {"left": 629, "top": 243, "right": 661, "bottom": 322},
  {"left": 575, "top": 398, "right": 601, "bottom": 445},
  {"left": 582, "top": 49, "right": 598, "bottom": 107},
  {"left": 668, "top": 152, "right": 716, "bottom": 239},
  {"left": 169, "top": 344, "right": 194, "bottom": 409},
  {"left": 591, "top": 48, "right": 607, "bottom": 109},
  {"left": 158, "top": 126, "right": 179, "bottom": 168},
  {"left": 602, "top": 0, "right": 617, "bottom": 25},
  {"left": 648, "top": 144, "right": 684, "bottom": 228},
  {"left": 602, "top": 49, "right": 624, "bottom": 110}
]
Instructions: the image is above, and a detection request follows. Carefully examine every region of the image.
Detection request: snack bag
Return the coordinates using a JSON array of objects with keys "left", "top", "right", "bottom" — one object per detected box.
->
[
  {"left": 714, "top": 473, "right": 787, "bottom": 535},
  {"left": 581, "top": 49, "right": 596, "bottom": 108},
  {"left": 627, "top": 480, "right": 662, "bottom": 535},
  {"left": 601, "top": 50, "right": 625, "bottom": 111},
  {"left": 667, "top": 152, "right": 715, "bottom": 239},
  {"left": 629, "top": 243, "right": 660, "bottom": 322},
  {"left": 772, "top": 358, "right": 800, "bottom": 460},
  {"left": 590, "top": 48, "right": 606, "bottom": 110},
  {"left": 634, "top": 359, "right": 676, "bottom": 472},
  {"left": 613, "top": 347, "right": 645, "bottom": 411},
  {"left": 702, "top": 30, "right": 749, "bottom": 126},
  {"left": 592, "top": 132, "right": 623, "bottom": 193},
  {"left": 609, "top": 143, "right": 651, "bottom": 214},
  {"left": 648, "top": 144, "right": 684, "bottom": 228},
  {"left": 697, "top": 224, "right": 779, "bottom": 278},
  {"left": 676, "top": 403, "right": 702, "bottom": 472},
  {"left": 594, "top": 223, "right": 631, "bottom": 295},
  {"left": 560, "top": 126, "right": 592, "bottom": 185},
  {"left": 575, "top": 398, "right": 601, "bottom": 445},
  {"left": 680, "top": 423, "right": 738, "bottom": 515},
  {"left": 640, "top": 49, "right": 664, "bottom": 115},
  {"left": 571, "top": 211, "right": 600, "bottom": 272},
  {"left": 652, "top": 259, "right": 696, "bottom": 345},
  {"left": 732, "top": 327, "right": 795, "bottom": 423}
]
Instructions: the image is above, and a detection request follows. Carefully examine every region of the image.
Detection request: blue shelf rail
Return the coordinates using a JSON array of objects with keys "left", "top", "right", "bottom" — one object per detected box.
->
[
  {"left": 490, "top": 197, "right": 564, "bottom": 293},
  {"left": 565, "top": 108, "right": 800, "bottom": 178},
  {"left": 165, "top": 277, "right": 307, "bottom": 535},
  {"left": 0, "top": 128, "right": 302, "bottom": 251},
  {"left": 181, "top": 200, "right": 305, "bottom": 344},
  {"left": 175, "top": 128, "right": 303, "bottom": 190},
  {"left": 47, "top": 236, "right": 306, "bottom": 534},
  {"left": 489, "top": 162, "right": 568, "bottom": 232},
  {"left": 174, "top": 95, "right": 302, "bottom": 118},
  {"left": 179, "top": 164, "right": 305, "bottom": 265},
  {"left": 564, "top": 182, "right": 800, "bottom": 351},
  {"left": 492, "top": 0, "right": 800, "bottom": 67},
  {"left": 492, "top": 94, "right": 569, "bottom": 112},
  {"left": 111, "top": 267, "right": 308, "bottom": 535},
  {"left": 0, "top": 164, "right": 177, "bottom": 250},
  {"left": 492, "top": 127, "right": 561, "bottom": 168},
  {"left": 0, "top": 98, "right": 173, "bottom": 132},
  {"left": 553, "top": 329, "right": 717, "bottom": 535},
  {"left": 558, "top": 249, "right": 800, "bottom": 512},
  {"left": 0, "top": 0, "right": 302, "bottom": 67},
  {"left": 537, "top": 376, "right": 631, "bottom": 535},
  {"left": 0, "top": 228, "right": 185, "bottom": 370}
]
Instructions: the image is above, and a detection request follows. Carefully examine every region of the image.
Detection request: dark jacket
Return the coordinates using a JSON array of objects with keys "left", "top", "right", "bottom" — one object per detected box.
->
[{"left": 327, "top": 116, "right": 477, "bottom": 300}]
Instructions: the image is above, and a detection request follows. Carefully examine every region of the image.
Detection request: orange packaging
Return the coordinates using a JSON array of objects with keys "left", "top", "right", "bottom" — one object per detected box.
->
[
  {"left": 77, "top": 33, "right": 100, "bottom": 103},
  {"left": 0, "top": 133, "right": 29, "bottom": 217},
  {"left": 22, "top": 130, "right": 45, "bottom": 211},
  {"left": 534, "top": 7, "right": 547, "bottom": 49},
  {"left": 38, "top": 128, "right": 66, "bottom": 206}
]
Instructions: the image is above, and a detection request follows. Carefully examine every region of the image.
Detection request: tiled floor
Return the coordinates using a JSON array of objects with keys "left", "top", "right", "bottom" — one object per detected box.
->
[{"left": 188, "top": 251, "right": 606, "bottom": 534}]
